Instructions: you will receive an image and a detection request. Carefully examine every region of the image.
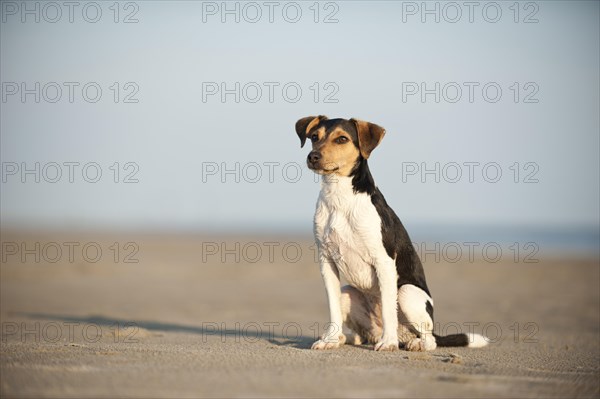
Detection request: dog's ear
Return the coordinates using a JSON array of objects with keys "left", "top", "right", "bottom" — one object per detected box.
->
[
  {"left": 351, "top": 119, "right": 386, "bottom": 159},
  {"left": 295, "top": 115, "right": 327, "bottom": 148}
]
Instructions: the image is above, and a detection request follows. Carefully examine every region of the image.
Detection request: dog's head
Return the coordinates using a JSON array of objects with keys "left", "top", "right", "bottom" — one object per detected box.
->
[{"left": 295, "top": 116, "right": 386, "bottom": 176}]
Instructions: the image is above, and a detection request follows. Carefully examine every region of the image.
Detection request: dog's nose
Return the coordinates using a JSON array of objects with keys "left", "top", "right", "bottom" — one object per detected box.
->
[{"left": 308, "top": 151, "right": 321, "bottom": 163}]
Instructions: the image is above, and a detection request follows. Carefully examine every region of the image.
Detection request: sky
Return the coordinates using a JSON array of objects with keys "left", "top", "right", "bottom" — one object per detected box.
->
[{"left": 1, "top": 1, "right": 599, "bottom": 244}]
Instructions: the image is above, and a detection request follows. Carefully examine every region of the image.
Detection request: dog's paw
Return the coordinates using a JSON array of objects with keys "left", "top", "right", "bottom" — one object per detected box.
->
[
  {"left": 311, "top": 338, "right": 341, "bottom": 350},
  {"left": 374, "top": 336, "right": 399, "bottom": 352},
  {"left": 311, "top": 333, "right": 346, "bottom": 350},
  {"left": 405, "top": 337, "right": 436, "bottom": 352}
]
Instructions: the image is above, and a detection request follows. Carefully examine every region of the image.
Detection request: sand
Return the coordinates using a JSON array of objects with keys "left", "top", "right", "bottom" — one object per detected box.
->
[{"left": 1, "top": 231, "right": 599, "bottom": 398}]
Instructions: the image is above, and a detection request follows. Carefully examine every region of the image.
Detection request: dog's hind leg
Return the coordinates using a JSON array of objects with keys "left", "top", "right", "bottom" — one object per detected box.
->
[
  {"left": 340, "top": 285, "right": 383, "bottom": 345},
  {"left": 397, "top": 284, "right": 437, "bottom": 351}
]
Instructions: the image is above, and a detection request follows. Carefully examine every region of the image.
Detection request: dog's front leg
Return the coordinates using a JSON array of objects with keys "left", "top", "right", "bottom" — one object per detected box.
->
[
  {"left": 311, "top": 257, "right": 345, "bottom": 350},
  {"left": 374, "top": 259, "right": 399, "bottom": 351}
]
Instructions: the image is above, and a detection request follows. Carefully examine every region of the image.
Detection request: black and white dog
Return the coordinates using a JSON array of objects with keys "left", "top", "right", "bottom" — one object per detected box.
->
[{"left": 296, "top": 116, "right": 487, "bottom": 351}]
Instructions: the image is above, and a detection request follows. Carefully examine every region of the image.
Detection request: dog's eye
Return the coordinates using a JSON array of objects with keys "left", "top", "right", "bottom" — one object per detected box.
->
[
  {"left": 311, "top": 134, "right": 319, "bottom": 142},
  {"left": 335, "top": 136, "right": 349, "bottom": 144}
]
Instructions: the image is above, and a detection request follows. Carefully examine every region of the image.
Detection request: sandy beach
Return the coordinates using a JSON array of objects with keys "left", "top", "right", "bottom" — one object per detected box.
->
[
  {"left": 1, "top": 231, "right": 598, "bottom": 398},
  {"left": 2, "top": 1, "right": 599, "bottom": 397}
]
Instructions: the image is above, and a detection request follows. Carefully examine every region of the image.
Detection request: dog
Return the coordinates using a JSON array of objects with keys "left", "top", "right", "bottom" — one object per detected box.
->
[{"left": 296, "top": 116, "right": 488, "bottom": 351}]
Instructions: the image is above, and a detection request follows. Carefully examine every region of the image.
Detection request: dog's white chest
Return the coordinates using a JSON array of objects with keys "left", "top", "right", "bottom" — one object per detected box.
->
[
  {"left": 321, "top": 219, "right": 378, "bottom": 292},
  {"left": 314, "top": 177, "right": 387, "bottom": 293}
]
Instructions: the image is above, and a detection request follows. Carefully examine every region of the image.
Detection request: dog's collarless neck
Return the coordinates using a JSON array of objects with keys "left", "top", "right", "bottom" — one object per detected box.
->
[{"left": 319, "top": 159, "right": 376, "bottom": 196}]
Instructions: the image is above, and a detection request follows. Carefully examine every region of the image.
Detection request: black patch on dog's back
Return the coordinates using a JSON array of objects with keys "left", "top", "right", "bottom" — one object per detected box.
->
[{"left": 350, "top": 158, "right": 431, "bottom": 296}]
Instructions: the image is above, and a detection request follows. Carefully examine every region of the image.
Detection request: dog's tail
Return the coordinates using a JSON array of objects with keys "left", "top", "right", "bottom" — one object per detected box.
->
[{"left": 433, "top": 333, "right": 488, "bottom": 348}]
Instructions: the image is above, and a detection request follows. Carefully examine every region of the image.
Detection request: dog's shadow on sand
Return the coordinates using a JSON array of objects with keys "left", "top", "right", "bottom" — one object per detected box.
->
[{"left": 15, "top": 312, "right": 315, "bottom": 349}]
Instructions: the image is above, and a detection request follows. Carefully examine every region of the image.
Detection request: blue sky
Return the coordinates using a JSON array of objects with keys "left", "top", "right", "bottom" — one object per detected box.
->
[{"left": 1, "top": 1, "right": 599, "bottom": 238}]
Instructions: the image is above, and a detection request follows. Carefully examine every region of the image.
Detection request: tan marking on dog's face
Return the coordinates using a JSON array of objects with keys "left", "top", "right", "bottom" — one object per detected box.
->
[
  {"left": 307, "top": 126, "right": 326, "bottom": 143},
  {"left": 308, "top": 127, "right": 360, "bottom": 176}
]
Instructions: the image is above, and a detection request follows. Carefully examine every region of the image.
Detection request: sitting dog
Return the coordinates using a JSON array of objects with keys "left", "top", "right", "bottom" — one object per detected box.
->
[{"left": 296, "top": 116, "right": 487, "bottom": 351}]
